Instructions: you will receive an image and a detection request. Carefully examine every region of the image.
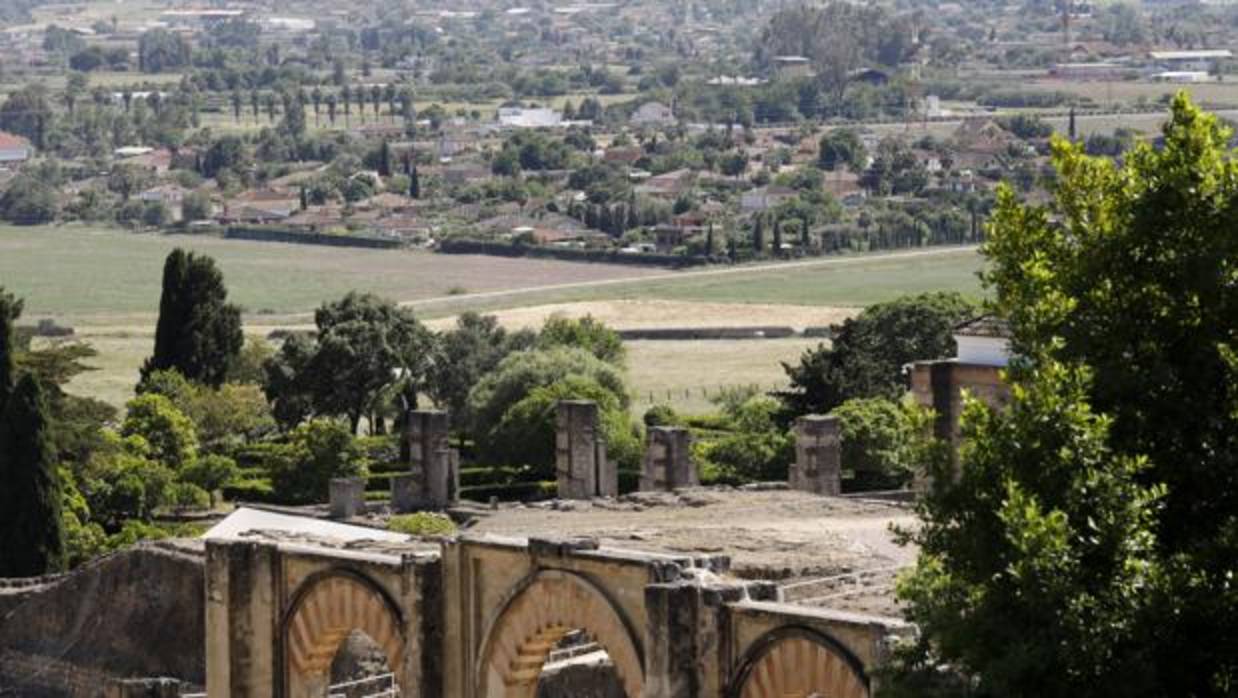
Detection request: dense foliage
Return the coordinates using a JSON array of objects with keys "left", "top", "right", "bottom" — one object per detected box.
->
[
  {"left": 890, "top": 94, "right": 1238, "bottom": 697},
  {"left": 142, "top": 249, "right": 243, "bottom": 388}
]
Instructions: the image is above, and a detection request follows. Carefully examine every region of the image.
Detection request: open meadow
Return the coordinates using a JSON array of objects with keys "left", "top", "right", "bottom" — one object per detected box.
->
[{"left": 2, "top": 225, "right": 984, "bottom": 411}]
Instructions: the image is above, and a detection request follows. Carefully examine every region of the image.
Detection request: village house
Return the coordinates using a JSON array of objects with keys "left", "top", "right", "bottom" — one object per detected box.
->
[
  {"left": 633, "top": 169, "right": 696, "bottom": 199},
  {"left": 630, "top": 101, "right": 676, "bottom": 127},
  {"left": 740, "top": 184, "right": 797, "bottom": 213},
  {"left": 139, "top": 184, "right": 190, "bottom": 221},
  {"left": 0, "top": 132, "right": 32, "bottom": 167}
]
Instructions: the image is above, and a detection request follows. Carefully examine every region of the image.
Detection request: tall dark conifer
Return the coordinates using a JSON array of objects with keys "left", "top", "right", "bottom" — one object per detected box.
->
[
  {"left": 141, "top": 250, "right": 243, "bottom": 388},
  {"left": 0, "top": 374, "right": 64, "bottom": 576}
]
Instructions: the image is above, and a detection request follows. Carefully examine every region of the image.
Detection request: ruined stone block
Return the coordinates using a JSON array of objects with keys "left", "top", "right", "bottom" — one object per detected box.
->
[
  {"left": 105, "top": 678, "right": 182, "bottom": 698},
  {"left": 406, "top": 410, "right": 450, "bottom": 472},
  {"left": 329, "top": 477, "right": 366, "bottom": 518},
  {"left": 640, "top": 427, "right": 695, "bottom": 491},
  {"left": 556, "top": 400, "right": 617, "bottom": 499},
  {"left": 391, "top": 473, "right": 418, "bottom": 514},
  {"left": 790, "top": 415, "right": 841, "bottom": 496}
]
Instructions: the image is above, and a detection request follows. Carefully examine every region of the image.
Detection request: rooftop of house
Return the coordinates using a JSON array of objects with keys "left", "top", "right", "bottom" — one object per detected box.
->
[
  {"left": 955, "top": 314, "right": 1012, "bottom": 339},
  {"left": 0, "top": 131, "right": 31, "bottom": 150}
]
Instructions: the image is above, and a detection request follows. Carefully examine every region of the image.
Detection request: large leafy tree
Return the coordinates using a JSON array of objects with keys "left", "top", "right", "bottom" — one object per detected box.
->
[
  {"left": 265, "top": 293, "right": 434, "bottom": 434},
  {"left": 142, "top": 249, "right": 243, "bottom": 388},
  {"left": 891, "top": 94, "right": 1238, "bottom": 696},
  {"left": 779, "top": 292, "right": 976, "bottom": 418},
  {"left": 426, "top": 312, "right": 535, "bottom": 423}
]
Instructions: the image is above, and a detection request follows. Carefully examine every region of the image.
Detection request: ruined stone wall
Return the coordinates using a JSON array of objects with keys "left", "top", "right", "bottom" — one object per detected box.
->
[{"left": 0, "top": 542, "right": 206, "bottom": 696}]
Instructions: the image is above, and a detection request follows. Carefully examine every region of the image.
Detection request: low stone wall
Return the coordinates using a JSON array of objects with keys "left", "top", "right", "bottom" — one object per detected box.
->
[
  {"left": 438, "top": 239, "right": 706, "bottom": 268},
  {"left": 225, "top": 225, "right": 402, "bottom": 249},
  {"left": 617, "top": 326, "right": 797, "bottom": 341}
]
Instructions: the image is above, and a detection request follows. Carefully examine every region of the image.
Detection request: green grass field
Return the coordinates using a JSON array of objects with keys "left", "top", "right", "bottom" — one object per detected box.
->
[{"left": 4, "top": 224, "right": 984, "bottom": 411}]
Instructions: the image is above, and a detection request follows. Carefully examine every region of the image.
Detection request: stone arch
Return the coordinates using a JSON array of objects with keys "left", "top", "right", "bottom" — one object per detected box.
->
[
  {"left": 281, "top": 569, "right": 405, "bottom": 695},
  {"left": 477, "top": 569, "right": 644, "bottom": 698},
  {"left": 728, "top": 626, "right": 869, "bottom": 698}
]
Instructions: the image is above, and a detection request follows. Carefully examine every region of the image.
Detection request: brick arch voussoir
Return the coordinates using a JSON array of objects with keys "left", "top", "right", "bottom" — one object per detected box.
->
[
  {"left": 479, "top": 569, "right": 644, "bottom": 698},
  {"left": 728, "top": 626, "right": 870, "bottom": 698},
  {"left": 282, "top": 569, "right": 406, "bottom": 682}
]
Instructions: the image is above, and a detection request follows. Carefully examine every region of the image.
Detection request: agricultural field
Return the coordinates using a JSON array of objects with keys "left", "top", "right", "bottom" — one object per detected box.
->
[{"left": 3, "top": 226, "right": 983, "bottom": 412}]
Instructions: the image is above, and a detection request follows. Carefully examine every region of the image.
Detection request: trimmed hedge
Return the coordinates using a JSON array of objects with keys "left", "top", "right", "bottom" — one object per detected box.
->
[
  {"left": 438, "top": 239, "right": 707, "bottom": 269},
  {"left": 226, "top": 225, "right": 402, "bottom": 249}
]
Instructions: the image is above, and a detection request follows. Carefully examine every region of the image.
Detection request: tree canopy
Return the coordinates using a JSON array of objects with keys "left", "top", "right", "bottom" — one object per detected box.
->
[
  {"left": 779, "top": 292, "right": 977, "bottom": 418},
  {"left": 142, "top": 249, "right": 243, "bottom": 388},
  {"left": 891, "top": 94, "right": 1238, "bottom": 697}
]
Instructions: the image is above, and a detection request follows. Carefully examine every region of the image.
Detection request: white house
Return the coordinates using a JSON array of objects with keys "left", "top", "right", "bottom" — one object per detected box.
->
[
  {"left": 497, "top": 107, "right": 562, "bottom": 129},
  {"left": 1149, "top": 49, "right": 1231, "bottom": 73},
  {"left": 0, "top": 131, "right": 32, "bottom": 166}
]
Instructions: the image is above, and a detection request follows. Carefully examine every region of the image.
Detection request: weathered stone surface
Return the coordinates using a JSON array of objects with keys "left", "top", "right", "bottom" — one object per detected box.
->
[
  {"left": 555, "top": 401, "right": 617, "bottom": 499},
  {"left": 0, "top": 542, "right": 205, "bottom": 695},
  {"left": 790, "top": 415, "right": 842, "bottom": 496},
  {"left": 640, "top": 427, "right": 696, "bottom": 491},
  {"left": 329, "top": 477, "right": 367, "bottom": 518}
]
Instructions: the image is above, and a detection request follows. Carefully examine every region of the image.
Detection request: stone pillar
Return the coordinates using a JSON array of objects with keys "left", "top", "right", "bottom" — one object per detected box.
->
[
  {"left": 106, "top": 679, "right": 182, "bottom": 698},
  {"left": 391, "top": 450, "right": 459, "bottom": 512},
  {"left": 329, "top": 476, "right": 366, "bottom": 518},
  {"left": 555, "top": 400, "right": 616, "bottom": 499},
  {"left": 641, "top": 427, "right": 696, "bottom": 491},
  {"left": 644, "top": 580, "right": 748, "bottom": 698},
  {"left": 205, "top": 541, "right": 280, "bottom": 698},
  {"left": 790, "top": 415, "right": 841, "bottom": 496},
  {"left": 391, "top": 473, "right": 418, "bottom": 513},
  {"left": 407, "top": 410, "right": 450, "bottom": 473}
]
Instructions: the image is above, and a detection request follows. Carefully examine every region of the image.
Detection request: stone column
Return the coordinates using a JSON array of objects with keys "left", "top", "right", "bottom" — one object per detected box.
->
[
  {"left": 790, "top": 415, "right": 842, "bottom": 496},
  {"left": 391, "top": 449, "right": 459, "bottom": 512},
  {"left": 407, "top": 410, "right": 450, "bottom": 473},
  {"left": 641, "top": 427, "right": 695, "bottom": 491},
  {"left": 205, "top": 541, "right": 280, "bottom": 698},
  {"left": 329, "top": 477, "right": 366, "bottom": 518},
  {"left": 555, "top": 400, "right": 615, "bottom": 499}
]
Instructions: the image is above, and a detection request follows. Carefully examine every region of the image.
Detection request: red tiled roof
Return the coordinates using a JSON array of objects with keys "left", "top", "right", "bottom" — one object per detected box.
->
[{"left": 0, "top": 131, "right": 31, "bottom": 149}]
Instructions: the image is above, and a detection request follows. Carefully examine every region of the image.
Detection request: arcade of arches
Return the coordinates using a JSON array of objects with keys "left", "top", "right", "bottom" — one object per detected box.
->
[{"left": 205, "top": 532, "right": 908, "bottom": 698}]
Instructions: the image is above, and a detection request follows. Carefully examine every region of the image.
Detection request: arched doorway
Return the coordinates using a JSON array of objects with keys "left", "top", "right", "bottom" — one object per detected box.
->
[
  {"left": 282, "top": 570, "right": 406, "bottom": 697},
  {"left": 477, "top": 570, "right": 643, "bottom": 698},
  {"left": 729, "top": 627, "right": 869, "bottom": 698}
]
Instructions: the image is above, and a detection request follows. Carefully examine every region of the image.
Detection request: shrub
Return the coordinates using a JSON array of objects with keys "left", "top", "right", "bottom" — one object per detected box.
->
[
  {"left": 388, "top": 512, "right": 457, "bottom": 536},
  {"left": 643, "top": 404, "right": 681, "bottom": 428}
]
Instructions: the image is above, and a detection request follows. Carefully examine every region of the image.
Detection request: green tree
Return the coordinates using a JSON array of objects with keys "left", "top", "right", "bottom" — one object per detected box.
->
[
  {"left": 137, "top": 29, "right": 190, "bottom": 73},
  {"left": 426, "top": 312, "right": 535, "bottom": 423},
  {"left": 466, "top": 347, "right": 631, "bottom": 472},
  {"left": 181, "top": 454, "right": 238, "bottom": 507},
  {"left": 890, "top": 94, "right": 1238, "bottom": 697},
  {"left": 779, "top": 293, "right": 977, "bottom": 417},
  {"left": 0, "top": 175, "right": 58, "bottom": 224},
  {"left": 537, "top": 314, "right": 625, "bottom": 365},
  {"left": 266, "top": 419, "right": 365, "bottom": 504},
  {"left": 142, "top": 249, "right": 244, "bottom": 388},
  {"left": 818, "top": 128, "right": 865, "bottom": 171},
  {"left": 0, "top": 84, "right": 52, "bottom": 148},
  {"left": 265, "top": 293, "right": 434, "bottom": 434},
  {"left": 0, "top": 374, "right": 65, "bottom": 575},
  {"left": 832, "top": 397, "right": 931, "bottom": 490},
  {"left": 121, "top": 393, "right": 198, "bottom": 470}
]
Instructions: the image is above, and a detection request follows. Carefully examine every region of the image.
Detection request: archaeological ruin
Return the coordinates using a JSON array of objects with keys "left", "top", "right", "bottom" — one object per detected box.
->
[{"left": 1, "top": 400, "right": 919, "bottom": 698}]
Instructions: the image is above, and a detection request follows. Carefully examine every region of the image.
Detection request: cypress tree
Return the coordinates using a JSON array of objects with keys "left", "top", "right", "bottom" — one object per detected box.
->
[
  {"left": 141, "top": 250, "right": 243, "bottom": 388},
  {"left": 410, "top": 164, "right": 421, "bottom": 199},
  {"left": 0, "top": 287, "right": 20, "bottom": 409},
  {"left": 1068, "top": 105, "right": 1077, "bottom": 142},
  {"left": 378, "top": 140, "right": 393, "bottom": 178},
  {"left": 0, "top": 374, "right": 64, "bottom": 576},
  {"left": 753, "top": 215, "right": 765, "bottom": 255},
  {"left": 706, "top": 223, "right": 715, "bottom": 256},
  {"left": 773, "top": 217, "right": 784, "bottom": 256}
]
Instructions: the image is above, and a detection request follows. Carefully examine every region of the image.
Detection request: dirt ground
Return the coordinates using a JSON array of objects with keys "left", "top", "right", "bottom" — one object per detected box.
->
[
  {"left": 464, "top": 488, "right": 918, "bottom": 616},
  {"left": 424, "top": 300, "right": 858, "bottom": 332}
]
